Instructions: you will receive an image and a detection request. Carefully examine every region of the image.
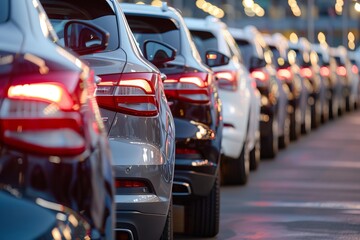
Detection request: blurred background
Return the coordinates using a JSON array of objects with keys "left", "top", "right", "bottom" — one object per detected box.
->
[{"left": 118, "top": 0, "right": 360, "bottom": 50}]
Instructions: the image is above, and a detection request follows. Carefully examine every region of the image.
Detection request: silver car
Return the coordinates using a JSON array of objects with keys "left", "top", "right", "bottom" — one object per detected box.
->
[{"left": 40, "top": 0, "right": 176, "bottom": 239}]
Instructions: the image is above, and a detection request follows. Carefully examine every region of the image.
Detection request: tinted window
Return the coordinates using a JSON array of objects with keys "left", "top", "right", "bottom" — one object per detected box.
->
[
  {"left": 190, "top": 30, "right": 218, "bottom": 62},
  {"left": 269, "top": 46, "right": 281, "bottom": 67},
  {"left": 235, "top": 40, "right": 254, "bottom": 68},
  {"left": 125, "top": 15, "right": 180, "bottom": 56},
  {"left": 0, "top": 0, "right": 9, "bottom": 23},
  {"left": 40, "top": 0, "right": 119, "bottom": 51}
]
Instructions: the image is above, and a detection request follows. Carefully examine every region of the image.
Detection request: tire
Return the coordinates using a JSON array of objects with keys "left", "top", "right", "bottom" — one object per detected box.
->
[
  {"left": 221, "top": 143, "right": 250, "bottom": 185},
  {"left": 279, "top": 114, "right": 290, "bottom": 149},
  {"left": 250, "top": 130, "right": 260, "bottom": 171},
  {"left": 289, "top": 107, "right": 301, "bottom": 141},
  {"left": 329, "top": 96, "right": 338, "bottom": 120},
  {"left": 301, "top": 104, "right": 311, "bottom": 135},
  {"left": 261, "top": 116, "right": 278, "bottom": 159},
  {"left": 186, "top": 172, "right": 220, "bottom": 238},
  {"left": 160, "top": 198, "right": 173, "bottom": 240},
  {"left": 311, "top": 99, "right": 321, "bottom": 129}
]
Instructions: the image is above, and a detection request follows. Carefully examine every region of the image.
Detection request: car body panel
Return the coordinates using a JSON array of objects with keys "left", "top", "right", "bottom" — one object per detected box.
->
[{"left": 40, "top": 1, "right": 175, "bottom": 239}]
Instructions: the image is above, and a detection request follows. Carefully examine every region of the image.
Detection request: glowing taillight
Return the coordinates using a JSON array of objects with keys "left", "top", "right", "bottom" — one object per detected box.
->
[
  {"left": 96, "top": 72, "right": 159, "bottom": 116},
  {"left": 175, "top": 148, "right": 200, "bottom": 155},
  {"left": 0, "top": 73, "right": 87, "bottom": 156},
  {"left": 352, "top": 65, "right": 359, "bottom": 75},
  {"left": 8, "top": 83, "right": 74, "bottom": 110},
  {"left": 277, "top": 68, "right": 293, "bottom": 81},
  {"left": 320, "top": 66, "right": 330, "bottom": 77},
  {"left": 215, "top": 71, "right": 237, "bottom": 91},
  {"left": 251, "top": 70, "right": 269, "bottom": 82},
  {"left": 115, "top": 179, "right": 152, "bottom": 194},
  {"left": 337, "top": 66, "right": 347, "bottom": 77},
  {"left": 300, "top": 67, "right": 313, "bottom": 79},
  {"left": 164, "top": 72, "right": 211, "bottom": 103}
]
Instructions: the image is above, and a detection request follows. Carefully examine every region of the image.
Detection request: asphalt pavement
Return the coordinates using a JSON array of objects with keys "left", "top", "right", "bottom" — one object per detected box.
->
[{"left": 176, "top": 109, "right": 360, "bottom": 240}]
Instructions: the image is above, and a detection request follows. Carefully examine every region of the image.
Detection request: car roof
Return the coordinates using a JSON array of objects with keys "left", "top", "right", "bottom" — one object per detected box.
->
[
  {"left": 184, "top": 16, "right": 227, "bottom": 33},
  {"left": 120, "top": 3, "right": 180, "bottom": 20}
]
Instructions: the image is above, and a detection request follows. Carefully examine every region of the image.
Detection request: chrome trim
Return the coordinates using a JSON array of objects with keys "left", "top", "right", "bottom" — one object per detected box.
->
[
  {"left": 172, "top": 181, "right": 192, "bottom": 196},
  {"left": 115, "top": 228, "right": 134, "bottom": 240}
]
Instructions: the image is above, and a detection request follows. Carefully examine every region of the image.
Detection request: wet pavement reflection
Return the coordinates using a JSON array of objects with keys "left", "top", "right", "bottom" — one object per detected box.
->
[{"left": 176, "top": 110, "right": 360, "bottom": 240}]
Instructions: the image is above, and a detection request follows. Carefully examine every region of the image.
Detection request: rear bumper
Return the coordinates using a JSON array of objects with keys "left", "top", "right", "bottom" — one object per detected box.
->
[{"left": 116, "top": 210, "right": 167, "bottom": 240}]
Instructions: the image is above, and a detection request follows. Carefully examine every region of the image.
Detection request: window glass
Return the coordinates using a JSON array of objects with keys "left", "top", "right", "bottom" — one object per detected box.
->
[
  {"left": 236, "top": 39, "right": 254, "bottom": 69},
  {"left": 189, "top": 30, "right": 218, "bottom": 62},
  {"left": 40, "top": 0, "right": 119, "bottom": 51},
  {"left": 125, "top": 15, "right": 180, "bottom": 56},
  {"left": 0, "top": 0, "right": 9, "bottom": 23}
]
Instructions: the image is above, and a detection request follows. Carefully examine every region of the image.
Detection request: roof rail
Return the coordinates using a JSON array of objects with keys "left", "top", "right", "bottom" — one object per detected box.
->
[{"left": 161, "top": 2, "right": 168, "bottom": 12}]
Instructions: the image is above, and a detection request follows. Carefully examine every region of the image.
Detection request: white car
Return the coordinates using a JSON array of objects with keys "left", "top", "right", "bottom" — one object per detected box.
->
[
  {"left": 229, "top": 26, "right": 290, "bottom": 156},
  {"left": 331, "top": 46, "right": 359, "bottom": 112},
  {"left": 185, "top": 16, "right": 261, "bottom": 185}
]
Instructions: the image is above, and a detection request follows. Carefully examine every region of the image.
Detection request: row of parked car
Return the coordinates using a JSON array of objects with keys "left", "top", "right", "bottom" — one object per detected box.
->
[{"left": 1, "top": 1, "right": 359, "bottom": 239}]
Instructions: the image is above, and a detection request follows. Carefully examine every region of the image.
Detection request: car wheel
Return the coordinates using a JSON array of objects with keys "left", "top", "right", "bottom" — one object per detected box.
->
[
  {"left": 290, "top": 107, "right": 301, "bottom": 141},
  {"left": 160, "top": 198, "right": 173, "bottom": 240},
  {"left": 250, "top": 129, "right": 260, "bottom": 171},
  {"left": 279, "top": 114, "right": 290, "bottom": 149},
  {"left": 261, "top": 116, "right": 278, "bottom": 159},
  {"left": 329, "top": 96, "right": 338, "bottom": 120},
  {"left": 221, "top": 142, "right": 249, "bottom": 185},
  {"left": 301, "top": 104, "right": 312, "bottom": 134},
  {"left": 311, "top": 99, "right": 321, "bottom": 129},
  {"left": 186, "top": 172, "right": 220, "bottom": 238}
]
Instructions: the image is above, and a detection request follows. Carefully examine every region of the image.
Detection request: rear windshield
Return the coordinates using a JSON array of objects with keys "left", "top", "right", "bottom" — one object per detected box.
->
[
  {"left": 235, "top": 39, "right": 254, "bottom": 68},
  {"left": 0, "top": 0, "right": 9, "bottom": 23},
  {"left": 125, "top": 15, "right": 180, "bottom": 55},
  {"left": 269, "top": 46, "right": 281, "bottom": 67},
  {"left": 334, "top": 56, "right": 343, "bottom": 66},
  {"left": 40, "top": 0, "right": 119, "bottom": 51},
  {"left": 189, "top": 30, "right": 218, "bottom": 62}
]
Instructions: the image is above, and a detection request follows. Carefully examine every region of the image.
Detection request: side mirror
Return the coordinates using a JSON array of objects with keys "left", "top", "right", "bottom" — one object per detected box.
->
[
  {"left": 250, "top": 56, "right": 266, "bottom": 71},
  {"left": 205, "top": 50, "right": 230, "bottom": 67},
  {"left": 143, "top": 40, "right": 176, "bottom": 67},
  {"left": 64, "top": 20, "right": 109, "bottom": 55}
]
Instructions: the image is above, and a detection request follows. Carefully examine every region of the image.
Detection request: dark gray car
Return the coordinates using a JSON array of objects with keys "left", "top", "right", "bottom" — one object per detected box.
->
[{"left": 40, "top": 0, "right": 176, "bottom": 239}]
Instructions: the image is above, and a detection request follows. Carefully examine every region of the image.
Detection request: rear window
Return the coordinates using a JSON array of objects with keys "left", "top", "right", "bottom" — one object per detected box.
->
[
  {"left": 235, "top": 39, "right": 254, "bottom": 68},
  {"left": 40, "top": 0, "right": 119, "bottom": 51},
  {"left": 125, "top": 15, "right": 180, "bottom": 56},
  {"left": 0, "top": 0, "right": 9, "bottom": 23},
  {"left": 189, "top": 30, "right": 218, "bottom": 62}
]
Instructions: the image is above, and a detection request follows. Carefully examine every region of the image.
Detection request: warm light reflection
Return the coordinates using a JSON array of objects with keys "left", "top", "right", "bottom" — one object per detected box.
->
[
  {"left": 196, "top": 0, "right": 224, "bottom": 18},
  {"left": 242, "top": 0, "right": 265, "bottom": 17},
  {"left": 288, "top": 0, "right": 301, "bottom": 17},
  {"left": 289, "top": 32, "right": 298, "bottom": 43},
  {"left": 318, "top": 32, "right": 326, "bottom": 44},
  {"left": 151, "top": 0, "right": 162, "bottom": 7},
  {"left": 51, "top": 228, "right": 62, "bottom": 240},
  {"left": 355, "top": 2, "right": 360, "bottom": 12}
]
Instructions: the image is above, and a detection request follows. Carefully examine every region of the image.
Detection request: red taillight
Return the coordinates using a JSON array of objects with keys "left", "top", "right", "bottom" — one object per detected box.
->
[
  {"left": 115, "top": 179, "right": 153, "bottom": 194},
  {"left": 7, "top": 83, "right": 74, "bottom": 110},
  {"left": 277, "top": 68, "right": 293, "bottom": 81},
  {"left": 337, "top": 66, "right": 347, "bottom": 77},
  {"left": 96, "top": 72, "right": 159, "bottom": 116},
  {"left": 251, "top": 70, "right": 269, "bottom": 82},
  {"left": 223, "top": 123, "right": 235, "bottom": 128},
  {"left": 115, "top": 180, "right": 147, "bottom": 188},
  {"left": 320, "top": 66, "right": 330, "bottom": 77},
  {"left": 352, "top": 65, "right": 358, "bottom": 75},
  {"left": 164, "top": 72, "right": 211, "bottom": 103},
  {"left": 215, "top": 71, "right": 237, "bottom": 91},
  {"left": 0, "top": 72, "right": 87, "bottom": 155},
  {"left": 300, "top": 67, "right": 313, "bottom": 79},
  {"left": 175, "top": 148, "right": 200, "bottom": 155}
]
